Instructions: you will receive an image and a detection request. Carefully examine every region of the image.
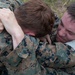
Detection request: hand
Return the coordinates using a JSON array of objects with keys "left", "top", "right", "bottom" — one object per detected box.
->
[
  {"left": 0, "top": 8, "right": 24, "bottom": 49},
  {"left": 45, "top": 34, "right": 51, "bottom": 44},
  {"left": 39, "top": 34, "right": 51, "bottom": 44},
  {"left": 0, "top": 8, "right": 20, "bottom": 35}
]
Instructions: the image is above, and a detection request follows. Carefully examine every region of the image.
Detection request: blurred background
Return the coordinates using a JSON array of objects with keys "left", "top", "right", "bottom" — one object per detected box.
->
[{"left": 22, "top": 0, "right": 75, "bottom": 18}]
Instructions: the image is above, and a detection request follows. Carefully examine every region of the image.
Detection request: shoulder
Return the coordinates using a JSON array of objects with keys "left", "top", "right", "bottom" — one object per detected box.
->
[{"left": 0, "top": 0, "right": 24, "bottom": 11}]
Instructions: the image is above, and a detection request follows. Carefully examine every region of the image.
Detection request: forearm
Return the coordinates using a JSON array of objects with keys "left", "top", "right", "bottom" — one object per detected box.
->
[
  {"left": 11, "top": 25, "right": 24, "bottom": 49},
  {"left": 36, "top": 42, "right": 75, "bottom": 68}
]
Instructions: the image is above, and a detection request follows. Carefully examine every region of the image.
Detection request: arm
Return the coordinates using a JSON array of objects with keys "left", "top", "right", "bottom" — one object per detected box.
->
[
  {"left": 36, "top": 16, "right": 75, "bottom": 68},
  {"left": 0, "top": 1, "right": 23, "bottom": 74},
  {"left": 0, "top": 0, "right": 23, "bottom": 34},
  {"left": 0, "top": 8, "right": 24, "bottom": 49},
  {"left": 0, "top": 29, "right": 74, "bottom": 75},
  {"left": 36, "top": 41, "right": 75, "bottom": 68},
  {"left": 0, "top": 30, "right": 41, "bottom": 75},
  {"left": 0, "top": 8, "right": 75, "bottom": 69},
  {"left": 0, "top": 12, "right": 40, "bottom": 74}
]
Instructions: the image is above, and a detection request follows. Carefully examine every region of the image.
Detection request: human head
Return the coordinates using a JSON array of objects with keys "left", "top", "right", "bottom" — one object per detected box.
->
[
  {"left": 56, "top": 2, "right": 75, "bottom": 43},
  {"left": 14, "top": 0, "right": 55, "bottom": 38}
]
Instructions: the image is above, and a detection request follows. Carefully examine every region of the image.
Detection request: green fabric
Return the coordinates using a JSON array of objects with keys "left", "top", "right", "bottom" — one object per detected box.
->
[
  {"left": 0, "top": 9, "right": 75, "bottom": 75},
  {"left": 0, "top": 0, "right": 23, "bottom": 11}
]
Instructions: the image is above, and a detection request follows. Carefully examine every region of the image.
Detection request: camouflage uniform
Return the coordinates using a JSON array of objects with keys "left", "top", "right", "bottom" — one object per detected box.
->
[
  {"left": 0, "top": 0, "right": 23, "bottom": 11},
  {"left": 0, "top": 0, "right": 23, "bottom": 75},
  {"left": 36, "top": 16, "right": 75, "bottom": 75},
  {"left": 0, "top": 22, "right": 75, "bottom": 75},
  {"left": 0, "top": 2, "right": 75, "bottom": 75},
  {"left": 0, "top": 30, "right": 42, "bottom": 75}
]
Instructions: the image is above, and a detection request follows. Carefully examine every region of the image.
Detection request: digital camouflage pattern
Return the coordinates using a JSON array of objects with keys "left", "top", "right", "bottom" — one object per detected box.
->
[
  {"left": 0, "top": 0, "right": 23, "bottom": 11},
  {"left": 0, "top": 19, "right": 75, "bottom": 75},
  {"left": 0, "top": 30, "right": 41, "bottom": 75},
  {"left": 36, "top": 16, "right": 75, "bottom": 75},
  {"left": 0, "top": 2, "right": 75, "bottom": 74},
  {"left": 0, "top": 0, "right": 23, "bottom": 75}
]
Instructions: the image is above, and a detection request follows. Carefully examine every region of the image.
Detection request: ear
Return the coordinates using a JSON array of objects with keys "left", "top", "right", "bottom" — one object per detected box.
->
[
  {"left": 27, "top": 32, "right": 35, "bottom": 36},
  {"left": 23, "top": 29, "right": 35, "bottom": 36}
]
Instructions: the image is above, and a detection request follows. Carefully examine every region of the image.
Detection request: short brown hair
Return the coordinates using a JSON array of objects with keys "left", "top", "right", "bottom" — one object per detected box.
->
[
  {"left": 14, "top": 0, "right": 55, "bottom": 38},
  {"left": 67, "top": 2, "right": 75, "bottom": 21}
]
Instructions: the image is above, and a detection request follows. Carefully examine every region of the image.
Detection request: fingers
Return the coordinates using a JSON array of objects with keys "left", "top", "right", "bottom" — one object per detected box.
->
[
  {"left": 0, "top": 8, "right": 15, "bottom": 26},
  {"left": 45, "top": 34, "right": 51, "bottom": 44},
  {"left": 0, "top": 8, "right": 13, "bottom": 19},
  {"left": 0, "top": 8, "right": 11, "bottom": 13}
]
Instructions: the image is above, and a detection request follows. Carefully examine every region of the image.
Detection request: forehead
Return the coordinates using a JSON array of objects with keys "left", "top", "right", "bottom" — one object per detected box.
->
[{"left": 61, "top": 11, "right": 75, "bottom": 30}]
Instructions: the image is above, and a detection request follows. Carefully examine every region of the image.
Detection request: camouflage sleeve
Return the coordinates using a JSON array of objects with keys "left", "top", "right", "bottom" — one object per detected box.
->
[
  {"left": 0, "top": 31, "right": 41, "bottom": 75},
  {"left": 36, "top": 42, "right": 75, "bottom": 68},
  {"left": 44, "top": 67, "right": 71, "bottom": 75},
  {"left": 1, "top": 35, "right": 72, "bottom": 75},
  {"left": 3, "top": 32, "right": 74, "bottom": 70},
  {"left": 0, "top": 0, "right": 23, "bottom": 11},
  {"left": 0, "top": 30, "right": 75, "bottom": 74},
  {"left": 36, "top": 15, "right": 75, "bottom": 68}
]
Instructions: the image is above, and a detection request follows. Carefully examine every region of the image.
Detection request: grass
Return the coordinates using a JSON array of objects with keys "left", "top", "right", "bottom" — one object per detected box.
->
[{"left": 22, "top": 0, "right": 75, "bottom": 18}]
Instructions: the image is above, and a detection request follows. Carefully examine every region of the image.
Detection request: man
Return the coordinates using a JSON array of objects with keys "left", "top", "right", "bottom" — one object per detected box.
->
[
  {"left": 0, "top": 0, "right": 23, "bottom": 75},
  {"left": 0, "top": 0, "right": 75, "bottom": 75},
  {"left": 0, "top": 0, "right": 55, "bottom": 75},
  {"left": 56, "top": 2, "right": 75, "bottom": 50},
  {"left": 42, "top": 2, "right": 75, "bottom": 74},
  {"left": 36, "top": 1, "right": 75, "bottom": 69},
  {"left": 14, "top": 1, "right": 75, "bottom": 75}
]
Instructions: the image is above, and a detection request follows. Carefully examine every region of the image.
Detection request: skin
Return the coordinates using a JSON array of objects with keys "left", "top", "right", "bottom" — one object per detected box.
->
[
  {"left": 0, "top": 8, "right": 24, "bottom": 49},
  {"left": 0, "top": 9, "right": 75, "bottom": 47},
  {"left": 56, "top": 11, "right": 75, "bottom": 43},
  {"left": 0, "top": 8, "right": 51, "bottom": 46}
]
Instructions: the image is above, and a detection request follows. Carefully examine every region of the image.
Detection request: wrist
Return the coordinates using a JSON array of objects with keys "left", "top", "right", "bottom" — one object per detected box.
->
[{"left": 12, "top": 26, "right": 24, "bottom": 49}]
